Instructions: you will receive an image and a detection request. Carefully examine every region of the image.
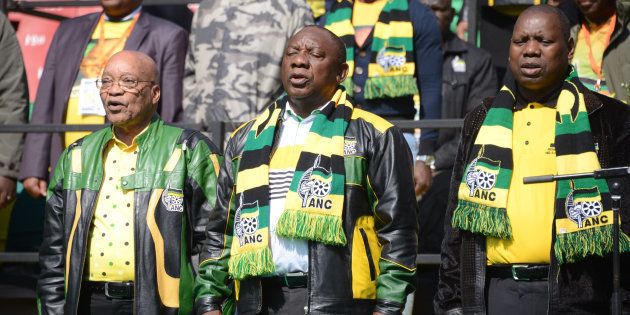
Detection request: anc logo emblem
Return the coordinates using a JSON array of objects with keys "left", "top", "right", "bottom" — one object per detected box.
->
[
  {"left": 565, "top": 184, "right": 604, "bottom": 229},
  {"left": 465, "top": 147, "right": 500, "bottom": 197},
  {"left": 234, "top": 194, "right": 261, "bottom": 246},
  {"left": 298, "top": 155, "right": 333, "bottom": 209},
  {"left": 376, "top": 45, "right": 407, "bottom": 72}
]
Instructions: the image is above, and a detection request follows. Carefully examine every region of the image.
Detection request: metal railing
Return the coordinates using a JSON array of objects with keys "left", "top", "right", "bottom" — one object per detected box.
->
[{"left": 0, "top": 119, "right": 462, "bottom": 265}]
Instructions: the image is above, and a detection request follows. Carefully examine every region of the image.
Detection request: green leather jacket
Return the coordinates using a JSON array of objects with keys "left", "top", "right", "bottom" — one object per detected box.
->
[{"left": 37, "top": 116, "right": 222, "bottom": 315}]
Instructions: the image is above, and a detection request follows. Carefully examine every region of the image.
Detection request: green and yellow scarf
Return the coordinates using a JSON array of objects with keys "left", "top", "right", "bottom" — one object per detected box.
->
[
  {"left": 325, "top": 0, "right": 418, "bottom": 99},
  {"left": 452, "top": 75, "right": 630, "bottom": 264},
  {"left": 228, "top": 88, "right": 352, "bottom": 280}
]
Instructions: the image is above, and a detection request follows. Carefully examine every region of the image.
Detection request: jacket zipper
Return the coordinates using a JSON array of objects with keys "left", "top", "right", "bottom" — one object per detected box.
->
[
  {"left": 132, "top": 145, "right": 142, "bottom": 315},
  {"left": 359, "top": 228, "right": 376, "bottom": 281}
]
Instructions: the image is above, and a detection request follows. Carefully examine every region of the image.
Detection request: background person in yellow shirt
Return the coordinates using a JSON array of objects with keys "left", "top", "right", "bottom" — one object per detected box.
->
[
  {"left": 37, "top": 51, "right": 222, "bottom": 315},
  {"left": 436, "top": 5, "right": 630, "bottom": 314}
]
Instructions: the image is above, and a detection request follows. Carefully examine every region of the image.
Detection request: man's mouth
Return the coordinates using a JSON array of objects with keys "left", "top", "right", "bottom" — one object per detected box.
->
[
  {"left": 107, "top": 100, "right": 126, "bottom": 111},
  {"left": 520, "top": 63, "right": 542, "bottom": 77},
  {"left": 289, "top": 73, "right": 309, "bottom": 87}
]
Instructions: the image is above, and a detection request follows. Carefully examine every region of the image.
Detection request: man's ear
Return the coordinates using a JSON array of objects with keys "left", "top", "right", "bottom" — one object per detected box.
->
[
  {"left": 151, "top": 84, "right": 161, "bottom": 105},
  {"left": 337, "top": 62, "right": 349, "bottom": 83},
  {"left": 567, "top": 37, "right": 575, "bottom": 61}
]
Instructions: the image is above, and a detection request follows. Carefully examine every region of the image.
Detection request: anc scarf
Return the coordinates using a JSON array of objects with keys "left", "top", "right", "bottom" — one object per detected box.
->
[
  {"left": 452, "top": 75, "right": 630, "bottom": 264},
  {"left": 325, "top": 0, "right": 418, "bottom": 99},
  {"left": 228, "top": 88, "right": 352, "bottom": 280}
]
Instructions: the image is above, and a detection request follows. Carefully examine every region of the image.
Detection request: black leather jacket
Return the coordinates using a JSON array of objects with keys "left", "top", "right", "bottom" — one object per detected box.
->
[
  {"left": 435, "top": 84, "right": 630, "bottom": 314},
  {"left": 37, "top": 117, "right": 221, "bottom": 315},
  {"left": 195, "top": 101, "right": 419, "bottom": 315}
]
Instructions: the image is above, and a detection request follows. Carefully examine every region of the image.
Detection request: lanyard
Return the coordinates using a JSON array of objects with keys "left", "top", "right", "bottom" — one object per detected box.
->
[
  {"left": 81, "top": 13, "right": 140, "bottom": 75},
  {"left": 581, "top": 13, "right": 616, "bottom": 92}
]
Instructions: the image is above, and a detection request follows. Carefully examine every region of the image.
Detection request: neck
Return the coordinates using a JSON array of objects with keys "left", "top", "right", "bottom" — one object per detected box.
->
[
  {"left": 585, "top": 5, "right": 616, "bottom": 26},
  {"left": 105, "top": 5, "right": 140, "bottom": 20},
  {"left": 516, "top": 80, "right": 564, "bottom": 106},
  {"left": 113, "top": 119, "right": 150, "bottom": 146}
]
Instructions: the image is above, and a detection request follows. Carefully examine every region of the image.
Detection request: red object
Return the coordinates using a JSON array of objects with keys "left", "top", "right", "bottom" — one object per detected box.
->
[{"left": 9, "top": 7, "right": 101, "bottom": 103}]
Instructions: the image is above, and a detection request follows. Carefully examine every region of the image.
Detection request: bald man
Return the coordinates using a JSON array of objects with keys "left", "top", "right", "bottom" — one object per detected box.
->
[
  {"left": 436, "top": 6, "right": 630, "bottom": 314},
  {"left": 37, "top": 51, "right": 222, "bottom": 315}
]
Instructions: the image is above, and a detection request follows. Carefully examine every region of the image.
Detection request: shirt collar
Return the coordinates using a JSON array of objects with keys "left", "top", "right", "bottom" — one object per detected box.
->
[
  {"left": 112, "top": 124, "right": 149, "bottom": 150},
  {"left": 104, "top": 5, "right": 142, "bottom": 22},
  {"left": 513, "top": 83, "right": 563, "bottom": 110},
  {"left": 284, "top": 100, "right": 331, "bottom": 122}
]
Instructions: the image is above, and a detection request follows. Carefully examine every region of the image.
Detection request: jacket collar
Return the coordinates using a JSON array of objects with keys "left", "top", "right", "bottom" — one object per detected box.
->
[
  {"left": 510, "top": 75, "right": 603, "bottom": 114},
  {"left": 124, "top": 9, "right": 150, "bottom": 51},
  {"left": 443, "top": 32, "right": 468, "bottom": 55}
]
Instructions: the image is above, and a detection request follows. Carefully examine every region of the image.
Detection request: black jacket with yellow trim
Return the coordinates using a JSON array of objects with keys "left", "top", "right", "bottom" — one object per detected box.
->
[
  {"left": 435, "top": 83, "right": 630, "bottom": 314},
  {"left": 37, "top": 116, "right": 222, "bottom": 315},
  {"left": 194, "top": 98, "right": 419, "bottom": 315}
]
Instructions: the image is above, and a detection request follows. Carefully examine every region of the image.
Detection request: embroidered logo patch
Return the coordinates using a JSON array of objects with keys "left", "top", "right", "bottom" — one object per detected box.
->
[
  {"left": 465, "top": 152, "right": 500, "bottom": 200},
  {"left": 234, "top": 194, "right": 262, "bottom": 246},
  {"left": 162, "top": 187, "right": 184, "bottom": 212},
  {"left": 376, "top": 45, "right": 407, "bottom": 72},
  {"left": 344, "top": 137, "right": 357, "bottom": 155},
  {"left": 565, "top": 185, "right": 604, "bottom": 228},
  {"left": 298, "top": 155, "right": 333, "bottom": 209}
]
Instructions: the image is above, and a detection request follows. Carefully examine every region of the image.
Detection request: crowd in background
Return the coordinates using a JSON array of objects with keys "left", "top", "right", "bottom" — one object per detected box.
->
[{"left": 0, "top": 0, "right": 629, "bottom": 313}]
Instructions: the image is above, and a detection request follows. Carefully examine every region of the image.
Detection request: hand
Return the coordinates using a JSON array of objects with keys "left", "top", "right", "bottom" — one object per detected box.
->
[
  {"left": 0, "top": 176, "right": 16, "bottom": 208},
  {"left": 23, "top": 177, "right": 47, "bottom": 198},
  {"left": 414, "top": 160, "right": 433, "bottom": 196},
  {"left": 456, "top": 21, "right": 468, "bottom": 40},
  {"left": 202, "top": 311, "right": 222, "bottom": 315}
]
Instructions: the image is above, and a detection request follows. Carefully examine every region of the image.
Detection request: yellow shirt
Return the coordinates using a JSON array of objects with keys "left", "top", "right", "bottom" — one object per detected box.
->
[
  {"left": 572, "top": 16, "right": 615, "bottom": 96},
  {"left": 86, "top": 130, "right": 143, "bottom": 281},
  {"left": 64, "top": 18, "right": 135, "bottom": 147},
  {"left": 487, "top": 103, "right": 557, "bottom": 264}
]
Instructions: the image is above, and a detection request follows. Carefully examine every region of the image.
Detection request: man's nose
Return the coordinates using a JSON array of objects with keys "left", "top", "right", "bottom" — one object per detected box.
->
[
  {"left": 108, "top": 81, "right": 125, "bottom": 95},
  {"left": 291, "top": 51, "right": 309, "bottom": 68},
  {"left": 523, "top": 41, "right": 541, "bottom": 57}
]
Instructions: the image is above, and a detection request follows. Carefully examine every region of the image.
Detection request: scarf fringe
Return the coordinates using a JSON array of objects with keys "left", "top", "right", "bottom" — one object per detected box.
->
[
  {"left": 364, "top": 75, "right": 419, "bottom": 99},
  {"left": 554, "top": 225, "right": 630, "bottom": 264},
  {"left": 228, "top": 247, "right": 275, "bottom": 280},
  {"left": 276, "top": 209, "right": 347, "bottom": 246},
  {"left": 452, "top": 200, "right": 512, "bottom": 239}
]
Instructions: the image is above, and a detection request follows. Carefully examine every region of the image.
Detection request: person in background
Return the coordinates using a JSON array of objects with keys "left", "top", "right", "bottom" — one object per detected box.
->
[
  {"left": 37, "top": 51, "right": 221, "bottom": 315},
  {"left": 0, "top": 12, "right": 28, "bottom": 210},
  {"left": 322, "top": 0, "right": 443, "bottom": 197},
  {"left": 570, "top": 0, "right": 630, "bottom": 103},
  {"left": 436, "top": 5, "right": 630, "bottom": 314},
  {"left": 20, "top": 0, "right": 187, "bottom": 198},
  {"left": 183, "top": 0, "right": 313, "bottom": 128}
]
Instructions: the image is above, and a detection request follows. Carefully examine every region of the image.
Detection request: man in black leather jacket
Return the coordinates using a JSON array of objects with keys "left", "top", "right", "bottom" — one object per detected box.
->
[
  {"left": 435, "top": 6, "right": 630, "bottom": 314},
  {"left": 194, "top": 26, "right": 418, "bottom": 315}
]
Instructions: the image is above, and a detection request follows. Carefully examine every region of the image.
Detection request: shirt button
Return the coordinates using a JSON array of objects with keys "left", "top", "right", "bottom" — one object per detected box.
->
[
  {"left": 527, "top": 122, "right": 531, "bottom": 126},
  {"left": 353, "top": 85, "right": 362, "bottom": 93},
  {"left": 359, "top": 50, "right": 367, "bottom": 57},
  {"left": 529, "top": 105, "right": 534, "bottom": 109},
  {"left": 355, "top": 67, "right": 364, "bottom": 75},
  {"left": 525, "top": 141, "right": 529, "bottom": 145},
  {"left": 122, "top": 180, "right": 128, "bottom": 186}
]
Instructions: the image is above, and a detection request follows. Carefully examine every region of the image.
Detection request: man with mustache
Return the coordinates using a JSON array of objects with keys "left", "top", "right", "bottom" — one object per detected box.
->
[
  {"left": 436, "top": 5, "right": 630, "bottom": 314},
  {"left": 37, "top": 51, "right": 221, "bottom": 315},
  {"left": 195, "top": 26, "right": 418, "bottom": 315}
]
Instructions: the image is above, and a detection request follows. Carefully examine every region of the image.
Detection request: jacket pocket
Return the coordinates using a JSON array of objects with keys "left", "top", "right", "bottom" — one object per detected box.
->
[{"left": 351, "top": 216, "right": 380, "bottom": 299}]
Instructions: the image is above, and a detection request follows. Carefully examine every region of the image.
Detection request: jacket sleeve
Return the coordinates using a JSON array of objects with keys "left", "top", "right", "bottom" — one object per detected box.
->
[
  {"left": 184, "top": 133, "right": 222, "bottom": 257},
  {"left": 37, "top": 147, "right": 70, "bottom": 315},
  {"left": 19, "top": 20, "right": 62, "bottom": 181},
  {"left": 0, "top": 13, "right": 28, "bottom": 178},
  {"left": 157, "top": 24, "right": 187, "bottom": 123},
  {"left": 195, "top": 127, "right": 247, "bottom": 314},
  {"left": 411, "top": 0, "right": 443, "bottom": 155},
  {"left": 367, "top": 125, "right": 419, "bottom": 314},
  {"left": 434, "top": 105, "right": 487, "bottom": 315},
  {"left": 434, "top": 49, "right": 497, "bottom": 169}
]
